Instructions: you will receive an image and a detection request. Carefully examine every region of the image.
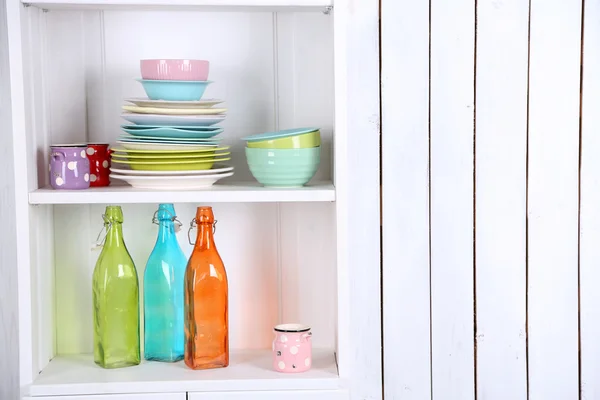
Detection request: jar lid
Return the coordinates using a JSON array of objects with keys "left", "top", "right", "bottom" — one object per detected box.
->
[
  {"left": 274, "top": 323, "right": 311, "bottom": 333},
  {"left": 241, "top": 128, "right": 319, "bottom": 142}
]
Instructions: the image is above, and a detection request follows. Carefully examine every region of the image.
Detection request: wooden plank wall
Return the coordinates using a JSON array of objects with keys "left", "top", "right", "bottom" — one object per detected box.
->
[{"left": 382, "top": 0, "right": 598, "bottom": 398}]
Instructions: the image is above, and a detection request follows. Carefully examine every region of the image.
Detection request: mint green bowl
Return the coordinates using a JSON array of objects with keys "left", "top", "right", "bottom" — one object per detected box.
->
[{"left": 245, "top": 147, "right": 320, "bottom": 187}]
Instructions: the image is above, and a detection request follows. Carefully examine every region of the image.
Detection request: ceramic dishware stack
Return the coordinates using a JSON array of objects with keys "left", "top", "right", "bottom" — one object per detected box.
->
[
  {"left": 110, "top": 59, "right": 234, "bottom": 190},
  {"left": 241, "top": 128, "right": 321, "bottom": 187}
]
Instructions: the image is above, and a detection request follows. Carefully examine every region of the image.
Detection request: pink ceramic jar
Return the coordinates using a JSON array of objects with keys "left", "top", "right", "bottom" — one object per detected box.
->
[
  {"left": 140, "top": 59, "right": 209, "bottom": 81},
  {"left": 272, "top": 323, "right": 312, "bottom": 373}
]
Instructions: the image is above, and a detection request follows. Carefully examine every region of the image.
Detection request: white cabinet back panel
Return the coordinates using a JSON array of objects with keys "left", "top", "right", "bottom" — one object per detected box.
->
[
  {"left": 54, "top": 202, "right": 336, "bottom": 354},
  {"left": 24, "top": 7, "right": 336, "bottom": 369}
]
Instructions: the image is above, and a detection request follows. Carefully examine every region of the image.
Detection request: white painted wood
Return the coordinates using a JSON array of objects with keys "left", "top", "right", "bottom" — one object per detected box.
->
[
  {"left": 29, "top": 349, "right": 339, "bottom": 396},
  {"left": 25, "top": 394, "right": 185, "bottom": 400},
  {"left": 22, "top": 0, "right": 332, "bottom": 10},
  {"left": 380, "top": 0, "right": 430, "bottom": 398},
  {"left": 579, "top": 0, "right": 600, "bottom": 397},
  {"left": 29, "top": 182, "right": 335, "bottom": 204},
  {"left": 474, "top": 1, "right": 528, "bottom": 399},
  {"left": 430, "top": 0, "right": 475, "bottom": 398},
  {"left": 189, "top": 389, "right": 349, "bottom": 400},
  {"left": 6, "top": 0, "right": 37, "bottom": 387},
  {"left": 527, "top": 1, "right": 581, "bottom": 399},
  {"left": 279, "top": 203, "right": 336, "bottom": 349},
  {"left": 333, "top": 0, "right": 381, "bottom": 398},
  {"left": 0, "top": 0, "right": 21, "bottom": 398}
]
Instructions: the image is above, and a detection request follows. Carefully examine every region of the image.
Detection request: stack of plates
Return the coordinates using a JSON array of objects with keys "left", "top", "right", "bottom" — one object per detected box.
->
[
  {"left": 110, "top": 60, "right": 234, "bottom": 190},
  {"left": 109, "top": 147, "right": 233, "bottom": 190}
]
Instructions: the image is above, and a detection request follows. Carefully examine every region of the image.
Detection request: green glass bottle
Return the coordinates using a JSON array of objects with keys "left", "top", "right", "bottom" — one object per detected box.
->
[{"left": 93, "top": 205, "right": 140, "bottom": 369}]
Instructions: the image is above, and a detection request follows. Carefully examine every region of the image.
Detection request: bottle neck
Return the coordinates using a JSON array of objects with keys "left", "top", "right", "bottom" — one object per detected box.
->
[
  {"left": 157, "top": 220, "right": 178, "bottom": 244},
  {"left": 104, "top": 222, "right": 124, "bottom": 247},
  {"left": 194, "top": 222, "right": 215, "bottom": 250}
]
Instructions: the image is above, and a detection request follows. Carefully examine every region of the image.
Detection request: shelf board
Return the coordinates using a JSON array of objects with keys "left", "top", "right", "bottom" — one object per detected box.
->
[
  {"left": 22, "top": 0, "right": 332, "bottom": 11},
  {"left": 29, "top": 349, "right": 340, "bottom": 396},
  {"left": 29, "top": 181, "right": 335, "bottom": 204}
]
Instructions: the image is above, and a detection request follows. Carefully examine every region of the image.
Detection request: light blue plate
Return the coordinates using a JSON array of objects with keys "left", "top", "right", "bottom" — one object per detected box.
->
[
  {"left": 118, "top": 137, "right": 221, "bottom": 145},
  {"left": 119, "top": 134, "right": 223, "bottom": 142},
  {"left": 241, "top": 127, "right": 319, "bottom": 142},
  {"left": 118, "top": 135, "right": 223, "bottom": 143},
  {"left": 121, "top": 125, "right": 224, "bottom": 139}
]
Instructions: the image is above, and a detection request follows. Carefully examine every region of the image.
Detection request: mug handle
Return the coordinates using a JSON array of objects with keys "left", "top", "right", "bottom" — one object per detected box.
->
[
  {"left": 51, "top": 151, "right": 66, "bottom": 161},
  {"left": 107, "top": 148, "right": 114, "bottom": 156}
]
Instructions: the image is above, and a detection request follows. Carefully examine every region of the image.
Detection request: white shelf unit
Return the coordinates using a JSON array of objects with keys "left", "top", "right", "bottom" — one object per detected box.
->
[
  {"left": 29, "top": 182, "right": 336, "bottom": 204},
  {"left": 2, "top": 0, "right": 381, "bottom": 399}
]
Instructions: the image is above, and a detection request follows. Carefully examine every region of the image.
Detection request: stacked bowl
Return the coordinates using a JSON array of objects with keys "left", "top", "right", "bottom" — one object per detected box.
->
[
  {"left": 241, "top": 128, "right": 321, "bottom": 187},
  {"left": 111, "top": 59, "right": 234, "bottom": 190}
]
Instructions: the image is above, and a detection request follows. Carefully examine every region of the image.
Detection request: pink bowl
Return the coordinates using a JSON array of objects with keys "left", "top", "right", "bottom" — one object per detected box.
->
[{"left": 140, "top": 59, "right": 210, "bottom": 81}]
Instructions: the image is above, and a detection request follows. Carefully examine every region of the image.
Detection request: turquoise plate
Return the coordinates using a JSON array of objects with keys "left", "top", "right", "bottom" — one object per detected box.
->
[
  {"left": 121, "top": 125, "right": 223, "bottom": 139},
  {"left": 241, "top": 127, "right": 319, "bottom": 142},
  {"left": 119, "top": 134, "right": 224, "bottom": 142},
  {"left": 118, "top": 137, "right": 221, "bottom": 146}
]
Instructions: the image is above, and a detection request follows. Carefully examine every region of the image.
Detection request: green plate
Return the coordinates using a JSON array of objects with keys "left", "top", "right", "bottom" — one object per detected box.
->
[
  {"left": 111, "top": 157, "right": 231, "bottom": 171},
  {"left": 110, "top": 146, "right": 228, "bottom": 154},
  {"left": 112, "top": 152, "right": 230, "bottom": 160}
]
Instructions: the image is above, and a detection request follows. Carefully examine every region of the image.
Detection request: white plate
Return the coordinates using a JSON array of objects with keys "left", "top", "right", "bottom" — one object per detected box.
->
[
  {"left": 122, "top": 105, "right": 227, "bottom": 115},
  {"left": 110, "top": 165, "right": 234, "bottom": 176},
  {"left": 117, "top": 141, "right": 219, "bottom": 151},
  {"left": 110, "top": 172, "right": 234, "bottom": 190},
  {"left": 125, "top": 98, "right": 224, "bottom": 109},
  {"left": 121, "top": 113, "right": 226, "bottom": 126}
]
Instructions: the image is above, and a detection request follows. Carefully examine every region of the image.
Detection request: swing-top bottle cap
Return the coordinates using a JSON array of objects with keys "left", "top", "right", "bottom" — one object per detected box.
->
[
  {"left": 195, "top": 206, "right": 214, "bottom": 224},
  {"left": 104, "top": 205, "right": 123, "bottom": 223},
  {"left": 157, "top": 203, "right": 177, "bottom": 221}
]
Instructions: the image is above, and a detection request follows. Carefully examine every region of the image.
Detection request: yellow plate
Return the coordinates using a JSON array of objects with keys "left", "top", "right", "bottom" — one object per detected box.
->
[{"left": 111, "top": 157, "right": 231, "bottom": 171}]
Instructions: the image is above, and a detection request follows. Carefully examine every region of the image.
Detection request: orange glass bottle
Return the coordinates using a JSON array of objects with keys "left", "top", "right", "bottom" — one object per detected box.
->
[{"left": 184, "top": 206, "right": 229, "bottom": 370}]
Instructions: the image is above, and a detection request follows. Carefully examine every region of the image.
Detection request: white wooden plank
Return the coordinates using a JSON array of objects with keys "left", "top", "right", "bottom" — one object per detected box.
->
[
  {"left": 579, "top": 0, "right": 600, "bottom": 397},
  {"left": 25, "top": 394, "right": 185, "bottom": 400},
  {"left": 189, "top": 390, "right": 349, "bottom": 400},
  {"left": 380, "top": 0, "right": 430, "bottom": 398},
  {"left": 474, "top": 1, "right": 529, "bottom": 399},
  {"left": 333, "top": 0, "right": 381, "bottom": 398},
  {"left": 6, "top": 0, "right": 37, "bottom": 387},
  {"left": 22, "top": 0, "right": 332, "bottom": 9},
  {"left": 430, "top": 0, "right": 475, "bottom": 398},
  {"left": 30, "top": 349, "right": 340, "bottom": 396},
  {"left": 29, "top": 182, "right": 336, "bottom": 204},
  {"left": 527, "top": 1, "right": 581, "bottom": 399},
  {"left": 0, "top": 0, "right": 20, "bottom": 397},
  {"left": 280, "top": 202, "right": 336, "bottom": 349}
]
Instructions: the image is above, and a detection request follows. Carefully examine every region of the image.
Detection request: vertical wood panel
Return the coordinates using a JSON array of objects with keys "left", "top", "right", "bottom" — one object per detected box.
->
[
  {"left": 580, "top": 0, "right": 600, "bottom": 397},
  {"left": 0, "top": 0, "right": 20, "bottom": 396},
  {"left": 333, "top": 0, "right": 382, "bottom": 397},
  {"left": 527, "top": 0, "right": 581, "bottom": 398},
  {"left": 474, "top": 1, "right": 529, "bottom": 399},
  {"left": 381, "top": 0, "right": 431, "bottom": 398},
  {"left": 430, "top": 0, "right": 475, "bottom": 398}
]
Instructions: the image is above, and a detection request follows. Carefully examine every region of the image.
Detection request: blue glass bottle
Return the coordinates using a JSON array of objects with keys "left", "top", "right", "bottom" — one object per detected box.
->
[{"left": 144, "top": 203, "right": 187, "bottom": 362}]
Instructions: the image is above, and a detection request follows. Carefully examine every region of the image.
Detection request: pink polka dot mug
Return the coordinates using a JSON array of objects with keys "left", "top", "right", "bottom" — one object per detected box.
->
[{"left": 272, "top": 323, "right": 312, "bottom": 373}]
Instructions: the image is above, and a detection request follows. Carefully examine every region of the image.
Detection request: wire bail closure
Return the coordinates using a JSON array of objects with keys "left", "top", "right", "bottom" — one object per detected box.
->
[
  {"left": 95, "top": 214, "right": 112, "bottom": 247},
  {"left": 188, "top": 219, "right": 218, "bottom": 245},
  {"left": 152, "top": 209, "right": 183, "bottom": 231}
]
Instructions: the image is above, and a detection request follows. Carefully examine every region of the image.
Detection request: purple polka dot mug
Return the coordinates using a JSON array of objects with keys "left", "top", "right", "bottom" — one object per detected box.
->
[
  {"left": 272, "top": 323, "right": 312, "bottom": 373},
  {"left": 49, "top": 144, "right": 91, "bottom": 190}
]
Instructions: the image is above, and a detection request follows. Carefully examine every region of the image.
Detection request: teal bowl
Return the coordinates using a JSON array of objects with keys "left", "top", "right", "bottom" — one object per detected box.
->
[
  {"left": 245, "top": 147, "right": 320, "bottom": 187},
  {"left": 136, "top": 79, "right": 212, "bottom": 101}
]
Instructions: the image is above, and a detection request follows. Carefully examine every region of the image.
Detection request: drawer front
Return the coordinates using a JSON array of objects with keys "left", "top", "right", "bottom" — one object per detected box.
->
[
  {"left": 24, "top": 394, "right": 185, "bottom": 400},
  {"left": 188, "top": 390, "right": 350, "bottom": 400}
]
